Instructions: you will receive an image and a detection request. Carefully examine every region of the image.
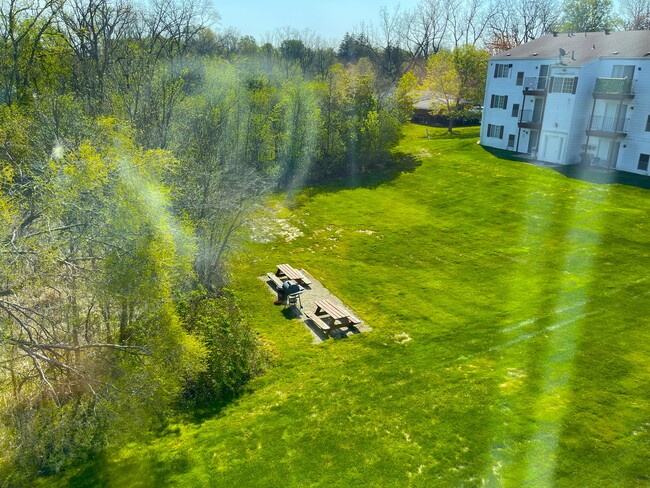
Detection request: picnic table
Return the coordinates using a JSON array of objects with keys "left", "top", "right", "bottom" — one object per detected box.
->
[
  {"left": 313, "top": 299, "right": 360, "bottom": 330},
  {"left": 275, "top": 263, "right": 312, "bottom": 286}
]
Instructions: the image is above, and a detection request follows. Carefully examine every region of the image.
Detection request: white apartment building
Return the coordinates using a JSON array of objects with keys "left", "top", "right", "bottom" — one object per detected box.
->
[{"left": 480, "top": 30, "right": 650, "bottom": 175}]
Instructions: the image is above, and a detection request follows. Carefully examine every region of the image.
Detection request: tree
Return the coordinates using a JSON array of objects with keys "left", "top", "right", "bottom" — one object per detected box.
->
[
  {"left": 453, "top": 45, "right": 489, "bottom": 106},
  {"left": 423, "top": 46, "right": 488, "bottom": 133},
  {"left": 424, "top": 51, "right": 461, "bottom": 133},
  {"left": 620, "top": 0, "right": 650, "bottom": 29},
  {"left": 448, "top": 0, "right": 498, "bottom": 47},
  {"left": 337, "top": 32, "right": 373, "bottom": 64},
  {"left": 394, "top": 71, "right": 419, "bottom": 123},
  {"left": 562, "top": 0, "right": 615, "bottom": 31},
  {"left": 0, "top": 118, "right": 205, "bottom": 477},
  {"left": 487, "top": 0, "right": 561, "bottom": 52},
  {"left": 0, "top": 0, "right": 65, "bottom": 106}
]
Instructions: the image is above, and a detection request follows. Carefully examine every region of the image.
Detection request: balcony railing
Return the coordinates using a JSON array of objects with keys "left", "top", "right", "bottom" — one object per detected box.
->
[
  {"left": 588, "top": 115, "right": 630, "bottom": 133},
  {"left": 593, "top": 77, "right": 633, "bottom": 96},
  {"left": 523, "top": 76, "right": 548, "bottom": 91},
  {"left": 519, "top": 109, "right": 543, "bottom": 123}
]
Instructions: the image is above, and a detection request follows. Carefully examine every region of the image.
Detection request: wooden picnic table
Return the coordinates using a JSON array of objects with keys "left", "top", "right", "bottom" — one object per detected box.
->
[
  {"left": 275, "top": 263, "right": 312, "bottom": 286},
  {"left": 314, "top": 299, "right": 360, "bottom": 329}
]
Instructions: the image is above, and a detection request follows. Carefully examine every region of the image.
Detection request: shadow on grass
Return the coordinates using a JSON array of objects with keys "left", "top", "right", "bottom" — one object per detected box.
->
[
  {"left": 425, "top": 129, "right": 482, "bottom": 140},
  {"left": 481, "top": 146, "right": 528, "bottom": 163},
  {"left": 64, "top": 453, "right": 109, "bottom": 488},
  {"left": 483, "top": 146, "right": 650, "bottom": 189},
  {"left": 550, "top": 164, "right": 650, "bottom": 190},
  {"left": 182, "top": 389, "right": 248, "bottom": 425},
  {"left": 291, "top": 152, "right": 422, "bottom": 204},
  {"left": 64, "top": 444, "right": 195, "bottom": 488}
]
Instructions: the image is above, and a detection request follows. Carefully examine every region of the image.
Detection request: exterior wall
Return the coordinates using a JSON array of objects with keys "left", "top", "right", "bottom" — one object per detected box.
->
[
  {"left": 480, "top": 59, "right": 551, "bottom": 151},
  {"left": 613, "top": 58, "right": 650, "bottom": 174},
  {"left": 537, "top": 65, "right": 580, "bottom": 164},
  {"left": 481, "top": 52, "right": 650, "bottom": 175}
]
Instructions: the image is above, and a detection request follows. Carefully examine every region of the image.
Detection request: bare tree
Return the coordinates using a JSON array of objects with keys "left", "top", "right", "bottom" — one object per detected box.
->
[
  {"left": 487, "top": 0, "right": 561, "bottom": 52},
  {"left": 448, "top": 0, "right": 499, "bottom": 48},
  {"left": 620, "top": 0, "right": 650, "bottom": 29},
  {"left": 60, "top": 0, "right": 137, "bottom": 113},
  {"left": 402, "top": 0, "right": 449, "bottom": 61}
]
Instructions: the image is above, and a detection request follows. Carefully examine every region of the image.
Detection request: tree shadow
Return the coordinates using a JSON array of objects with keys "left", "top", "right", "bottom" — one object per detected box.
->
[
  {"left": 64, "top": 454, "right": 109, "bottom": 488},
  {"left": 426, "top": 129, "right": 482, "bottom": 140},
  {"left": 294, "top": 152, "right": 422, "bottom": 203},
  {"left": 181, "top": 389, "right": 248, "bottom": 425}
]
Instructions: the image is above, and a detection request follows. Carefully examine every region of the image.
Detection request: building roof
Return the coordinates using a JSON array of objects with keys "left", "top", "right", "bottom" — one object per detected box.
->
[{"left": 492, "top": 30, "right": 650, "bottom": 66}]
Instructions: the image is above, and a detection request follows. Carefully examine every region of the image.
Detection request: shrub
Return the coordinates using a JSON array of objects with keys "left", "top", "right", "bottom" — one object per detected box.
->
[
  {"left": 178, "top": 289, "right": 266, "bottom": 404},
  {"left": 1, "top": 397, "right": 105, "bottom": 486}
]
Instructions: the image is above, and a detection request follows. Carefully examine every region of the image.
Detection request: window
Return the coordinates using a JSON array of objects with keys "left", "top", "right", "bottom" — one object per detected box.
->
[
  {"left": 511, "top": 103, "right": 520, "bottom": 118},
  {"left": 490, "top": 94, "right": 508, "bottom": 109},
  {"left": 494, "top": 63, "right": 512, "bottom": 78},
  {"left": 646, "top": 115, "right": 650, "bottom": 132},
  {"left": 612, "top": 65, "right": 635, "bottom": 79},
  {"left": 639, "top": 154, "right": 649, "bottom": 171},
  {"left": 487, "top": 124, "right": 504, "bottom": 139},
  {"left": 550, "top": 77, "right": 578, "bottom": 94},
  {"left": 507, "top": 134, "right": 515, "bottom": 148},
  {"left": 516, "top": 72, "right": 524, "bottom": 86}
]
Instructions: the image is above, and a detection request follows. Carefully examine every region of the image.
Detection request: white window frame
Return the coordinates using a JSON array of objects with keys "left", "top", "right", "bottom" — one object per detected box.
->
[
  {"left": 487, "top": 124, "right": 504, "bottom": 139},
  {"left": 550, "top": 77, "right": 576, "bottom": 94},
  {"left": 491, "top": 95, "right": 507, "bottom": 109},
  {"left": 494, "top": 64, "right": 511, "bottom": 78}
]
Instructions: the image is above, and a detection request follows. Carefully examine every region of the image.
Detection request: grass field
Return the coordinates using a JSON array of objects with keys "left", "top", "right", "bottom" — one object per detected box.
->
[{"left": 52, "top": 124, "right": 650, "bottom": 487}]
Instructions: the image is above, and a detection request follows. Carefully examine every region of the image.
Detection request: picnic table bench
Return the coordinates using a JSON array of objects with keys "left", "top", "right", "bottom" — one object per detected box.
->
[
  {"left": 304, "top": 311, "right": 331, "bottom": 332},
  {"left": 314, "top": 299, "right": 360, "bottom": 329},
  {"left": 266, "top": 272, "right": 284, "bottom": 290},
  {"left": 275, "top": 263, "right": 312, "bottom": 286}
]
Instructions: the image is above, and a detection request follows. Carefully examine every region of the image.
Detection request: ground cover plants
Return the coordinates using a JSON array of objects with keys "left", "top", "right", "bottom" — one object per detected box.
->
[{"left": 48, "top": 124, "right": 650, "bottom": 487}]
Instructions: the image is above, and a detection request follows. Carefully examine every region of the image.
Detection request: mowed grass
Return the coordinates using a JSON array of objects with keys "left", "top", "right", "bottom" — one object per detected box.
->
[{"left": 53, "top": 125, "right": 650, "bottom": 487}]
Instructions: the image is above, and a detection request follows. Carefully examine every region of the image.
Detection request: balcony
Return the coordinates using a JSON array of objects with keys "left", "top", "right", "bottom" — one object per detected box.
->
[
  {"left": 593, "top": 77, "right": 634, "bottom": 99},
  {"left": 523, "top": 76, "right": 548, "bottom": 96},
  {"left": 518, "top": 109, "right": 543, "bottom": 129},
  {"left": 586, "top": 115, "right": 630, "bottom": 138}
]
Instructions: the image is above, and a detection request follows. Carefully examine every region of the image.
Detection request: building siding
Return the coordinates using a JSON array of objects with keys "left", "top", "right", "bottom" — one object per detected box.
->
[{"left": 481, "top": 42, "right": 650, "bottom": 176}]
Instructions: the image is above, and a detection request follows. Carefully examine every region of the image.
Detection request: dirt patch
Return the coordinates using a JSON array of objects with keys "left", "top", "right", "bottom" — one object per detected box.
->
[{"left": 250, "top": 214, "right": 304, "bottom": 243}]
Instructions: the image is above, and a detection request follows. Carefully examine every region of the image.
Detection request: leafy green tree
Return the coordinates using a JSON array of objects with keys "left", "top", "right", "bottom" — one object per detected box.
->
[
  {"left": 562, "top": 0, "right": 615, "bottom": 31},
  {"left": 394, "top": 71, "right": 419, "bottom": 123},
  {"left": 423, "top": 47, "right": 488, "bottom": 133},
  {"left": 0, "top": 118, "right": 206, "bottom": 478},
  {"left": 453, "top": 45, "right": 489, "bottom": 107},
  {"left": 424, "top": 51, "right": 462, "bottom": 133}
]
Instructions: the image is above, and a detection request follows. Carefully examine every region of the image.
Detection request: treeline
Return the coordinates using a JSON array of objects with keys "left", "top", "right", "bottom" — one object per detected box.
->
[{"left": 0, "top": 0, "right": 419, "bottom": 483}]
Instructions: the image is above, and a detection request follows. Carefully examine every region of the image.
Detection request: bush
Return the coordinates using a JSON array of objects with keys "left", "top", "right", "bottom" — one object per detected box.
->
[
  {"left": 1, "top": 397, "right": 106, "bottom": 486},
  {"left": 178, "top": 289, "right": 266, "bottom": 404}
]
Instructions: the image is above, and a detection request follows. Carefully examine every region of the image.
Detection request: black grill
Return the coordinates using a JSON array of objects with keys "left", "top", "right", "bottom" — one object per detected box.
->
[{"left": 282, "top": 280, "right": 303, "bottom": 295}]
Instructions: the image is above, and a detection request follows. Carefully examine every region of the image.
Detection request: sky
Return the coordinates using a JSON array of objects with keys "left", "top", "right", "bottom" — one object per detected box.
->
[{"left": 215, "top": 0, "right": 422, "bottom": 46}]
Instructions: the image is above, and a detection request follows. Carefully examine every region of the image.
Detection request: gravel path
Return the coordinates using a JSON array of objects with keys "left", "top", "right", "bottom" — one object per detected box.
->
[{"left": 260, "top": 269, "right": 371, "bottom": 343}]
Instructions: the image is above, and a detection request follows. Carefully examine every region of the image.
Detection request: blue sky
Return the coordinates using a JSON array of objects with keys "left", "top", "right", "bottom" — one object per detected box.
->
[{"left": 215, "top": 1, "right": 421, "bottom": 46}]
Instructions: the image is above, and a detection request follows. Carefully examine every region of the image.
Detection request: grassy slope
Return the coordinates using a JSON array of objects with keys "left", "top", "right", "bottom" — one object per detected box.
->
[{"left": 55, "top": 125, "right": 650, "bottom": 487}]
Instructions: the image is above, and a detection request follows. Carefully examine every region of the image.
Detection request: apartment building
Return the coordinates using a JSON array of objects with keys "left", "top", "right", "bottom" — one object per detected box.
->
[{"left": 480, "top": 30, "right": 650, "bottom": 175}]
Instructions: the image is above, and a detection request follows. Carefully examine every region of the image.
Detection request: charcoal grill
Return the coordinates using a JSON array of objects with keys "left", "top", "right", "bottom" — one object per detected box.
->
[{"left": 279, "top": 280, "right": 304, "bottom": 308}]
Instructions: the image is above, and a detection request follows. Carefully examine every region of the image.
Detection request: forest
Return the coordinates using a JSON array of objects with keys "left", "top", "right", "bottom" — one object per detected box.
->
[{"left": 0, "top": 0, "right": 647, "bottom": 483}]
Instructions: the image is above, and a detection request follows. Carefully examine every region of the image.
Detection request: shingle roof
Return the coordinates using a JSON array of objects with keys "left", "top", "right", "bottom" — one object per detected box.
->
[{"left": 492, "top": 30, "right": 650, "bottom": 66}]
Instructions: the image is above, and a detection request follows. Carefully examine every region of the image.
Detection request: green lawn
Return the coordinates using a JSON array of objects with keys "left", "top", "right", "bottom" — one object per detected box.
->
[{"left": 53, "top": 124, "right": 650, "bottom": 487}]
